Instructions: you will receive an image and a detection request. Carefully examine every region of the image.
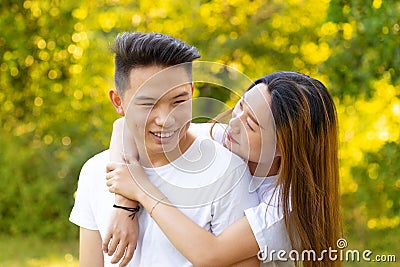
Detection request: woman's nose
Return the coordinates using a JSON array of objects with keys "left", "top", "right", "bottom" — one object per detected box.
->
[{"left": 228, "top": 115, "right": 242, "bottom": 134}]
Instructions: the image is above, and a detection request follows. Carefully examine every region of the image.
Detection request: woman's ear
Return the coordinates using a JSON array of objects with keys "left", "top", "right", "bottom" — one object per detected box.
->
[{"left": 109, "top": 89, "right": 125, "bottom": 116}]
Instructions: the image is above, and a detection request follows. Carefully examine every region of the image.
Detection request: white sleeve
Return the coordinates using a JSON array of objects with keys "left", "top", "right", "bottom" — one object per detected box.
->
[
  {"left": 244, "top": 202, "right": 292, "bottom": 259},
  {"left": 69, "top": 159, "right": 98, "bottom": 230},
  {"left": 210, "top": 165, "right": 259, "bottom": 235}
]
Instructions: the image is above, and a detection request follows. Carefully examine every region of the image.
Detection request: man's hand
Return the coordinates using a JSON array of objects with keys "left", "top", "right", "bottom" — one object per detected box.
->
[{"left": 103, "top": 195, "right": 139, "bottom": 267}]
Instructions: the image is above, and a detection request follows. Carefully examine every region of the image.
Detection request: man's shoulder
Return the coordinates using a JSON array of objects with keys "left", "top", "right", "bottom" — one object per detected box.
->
[
  {"left": 193, "top": 136, "right": 248, "bottom": 179},
  {"left": 81, "top": 149, "right": 109, "bottom": 171},
  {"left": 197, "top": 136, "right": 244, "bottom": 164},
  {"left": 189, "top": 122, "right": 226, "bottom": 143},
  {"left": 75, "top": 149, "right": 109, "bottom": 190}
]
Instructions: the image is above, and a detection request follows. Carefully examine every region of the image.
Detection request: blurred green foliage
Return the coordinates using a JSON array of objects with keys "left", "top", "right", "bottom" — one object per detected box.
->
[{"left": 0, "top": 0, "right": 399, "bottom": 259}]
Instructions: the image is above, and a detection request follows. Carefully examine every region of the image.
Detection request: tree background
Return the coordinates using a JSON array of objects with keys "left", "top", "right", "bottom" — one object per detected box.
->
[{"left": 0, "top": 0, "right": 399, "bottom": 265}]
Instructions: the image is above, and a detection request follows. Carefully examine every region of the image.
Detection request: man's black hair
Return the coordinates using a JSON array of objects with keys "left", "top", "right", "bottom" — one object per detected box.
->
[{"left": 112, "top": 32, "right": 200, "bottom": 95}]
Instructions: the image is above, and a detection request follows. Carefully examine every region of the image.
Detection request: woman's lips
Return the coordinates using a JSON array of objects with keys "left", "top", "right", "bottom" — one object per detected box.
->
[{"left": 226, "top": 132, "right": 239, "bottom": 144}]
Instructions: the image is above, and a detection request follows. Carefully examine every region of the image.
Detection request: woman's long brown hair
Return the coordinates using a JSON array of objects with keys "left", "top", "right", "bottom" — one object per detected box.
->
[
  {"left": 211, "top": 72, "right": 342, "bottom": 266},
  {"left": 250, "top": 72, "right": 342, "bottom": 267}
]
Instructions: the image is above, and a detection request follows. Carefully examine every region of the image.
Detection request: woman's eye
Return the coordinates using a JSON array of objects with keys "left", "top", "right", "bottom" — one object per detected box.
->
[{"left": 246, "top": 119, "right": 255, "bottom": 131}]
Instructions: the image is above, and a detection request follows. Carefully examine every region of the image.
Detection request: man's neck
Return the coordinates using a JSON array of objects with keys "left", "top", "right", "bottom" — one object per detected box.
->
[{"left": 140, "top": 132, "right": 196, "bottom": 168}]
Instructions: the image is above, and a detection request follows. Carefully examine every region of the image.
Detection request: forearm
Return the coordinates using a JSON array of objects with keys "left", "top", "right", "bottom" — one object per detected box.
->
[
  {"left": 110, "top": 118, "right": 138, "bottom": 207},
  {"left": 110, "top": 117, "right": 139, "bottom": 162},
  {"left": 109, "top": 117, "right": 125, "bottom": 162}
]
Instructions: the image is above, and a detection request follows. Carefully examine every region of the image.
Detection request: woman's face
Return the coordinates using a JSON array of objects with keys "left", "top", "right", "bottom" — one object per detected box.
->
[{"left": 224, "top": 83, "right": 276, "bottom": 167}]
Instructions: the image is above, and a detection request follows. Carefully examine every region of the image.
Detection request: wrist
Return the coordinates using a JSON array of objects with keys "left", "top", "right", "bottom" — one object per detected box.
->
[
  {"left": 138, "top": 190, "right": 168, "bottom": 216},
  {"left": 115, "top": 194, "right": 138, "bottom": 207},
  {"left": 113, "top": 204, "right": 141, "bottom": 220}
]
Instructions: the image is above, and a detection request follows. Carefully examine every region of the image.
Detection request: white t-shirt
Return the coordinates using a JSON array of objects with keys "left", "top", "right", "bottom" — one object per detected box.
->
[{"left": 70, "top": 131, "right": 258, "bottom": 266}]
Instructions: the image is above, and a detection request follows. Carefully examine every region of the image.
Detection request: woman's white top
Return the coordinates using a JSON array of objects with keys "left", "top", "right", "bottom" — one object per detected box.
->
[{"left": 245, "top": 175, "right": 294, "bottom": 266}]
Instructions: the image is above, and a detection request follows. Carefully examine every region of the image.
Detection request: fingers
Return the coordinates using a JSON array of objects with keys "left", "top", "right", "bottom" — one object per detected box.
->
[
  {"left": 119, "top": 244, "right": 136, "bottom": 267},
  {"left": 106, "top": 162, "right": 119, "bottom": 173},
  {"left": 105, "top": 170, "right": 117, "bottom": 193},
  {"left": 103, "top": 231, "right": 113, "bottom": 253},
  {"left": 111, "top": 239, "right": 129, "bottom": 264},
  {"left": 105, "top": 171, "right": 113, "bottom": 181},
  {"left": 107, "top": 183, "right": 116, "bottom": 193},
  {"left": 108, "top": 233, "right": 121, "bottom": 256}
]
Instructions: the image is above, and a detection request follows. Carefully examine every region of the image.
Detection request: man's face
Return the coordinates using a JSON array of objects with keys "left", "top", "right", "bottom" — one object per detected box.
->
[{"left": 121, "top": 65, "right": 193, "bottom": 163}]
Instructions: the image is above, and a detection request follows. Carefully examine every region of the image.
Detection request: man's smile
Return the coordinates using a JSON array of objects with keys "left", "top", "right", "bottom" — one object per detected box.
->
[{"left": 149, "top": 129, "right": 180, "bottom": 143}]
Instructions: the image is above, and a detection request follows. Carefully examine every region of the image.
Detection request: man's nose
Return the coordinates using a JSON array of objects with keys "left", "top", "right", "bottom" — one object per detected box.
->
[{"left": 154, "top": 106, "right": 175, "bottom": 128}]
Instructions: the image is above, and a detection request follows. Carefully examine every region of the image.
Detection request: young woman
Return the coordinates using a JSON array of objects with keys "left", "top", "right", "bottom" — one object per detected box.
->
[{"left": 105, "top": 71, "right": 342, "bottom": 267}]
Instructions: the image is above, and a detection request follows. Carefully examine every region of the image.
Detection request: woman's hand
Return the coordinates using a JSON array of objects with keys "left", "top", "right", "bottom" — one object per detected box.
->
[{"left": 106, "top": 159, "right": 148, "bottom": 201}]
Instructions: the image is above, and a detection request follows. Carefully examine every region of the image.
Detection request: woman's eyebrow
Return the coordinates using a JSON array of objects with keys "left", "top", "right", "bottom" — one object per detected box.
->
[{"left": 242, "top": 94, "right": 263, "bottom": 129}]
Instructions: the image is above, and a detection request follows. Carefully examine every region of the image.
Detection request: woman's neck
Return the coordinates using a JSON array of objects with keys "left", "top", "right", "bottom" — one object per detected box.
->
[{"left": 248, "top": 157, "right": 281, "bottom": 177}]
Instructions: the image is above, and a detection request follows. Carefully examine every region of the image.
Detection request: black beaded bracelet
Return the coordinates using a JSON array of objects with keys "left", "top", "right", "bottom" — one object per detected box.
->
[{"left": 113, "top": 204, "right": 141, "bottom": 220}]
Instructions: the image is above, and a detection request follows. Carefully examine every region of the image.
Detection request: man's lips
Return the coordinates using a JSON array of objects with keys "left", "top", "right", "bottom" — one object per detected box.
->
[
  {"left": 150, "top": 130, "right": 176, "bottom": 138},
  {"left": 149, "top": 130, "right": 178, "bottom": 142}
]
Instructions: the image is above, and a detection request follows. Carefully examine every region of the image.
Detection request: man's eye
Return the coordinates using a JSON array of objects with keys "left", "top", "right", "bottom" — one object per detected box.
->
[{"left": 174, "top": 99, "right": 187, "bottom": 104}]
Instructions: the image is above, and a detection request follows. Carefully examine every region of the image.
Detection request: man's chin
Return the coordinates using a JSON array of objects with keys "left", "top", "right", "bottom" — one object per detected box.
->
[{"left": 144, "top": 138, "right": 180, "bottom": 154}]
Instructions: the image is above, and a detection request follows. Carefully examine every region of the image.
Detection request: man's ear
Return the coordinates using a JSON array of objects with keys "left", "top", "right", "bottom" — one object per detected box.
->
[{"left": 109, "top": 89, "right": 125, "bottom": 116}]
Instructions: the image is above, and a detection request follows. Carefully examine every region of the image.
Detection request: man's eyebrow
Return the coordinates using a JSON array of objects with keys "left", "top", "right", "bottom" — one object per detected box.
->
[
  {"left": 134, "top": 96, "right": 157, "bottom": 101},
  {"left": 134, "top": 91, "right": 189, "bottom": 102}
]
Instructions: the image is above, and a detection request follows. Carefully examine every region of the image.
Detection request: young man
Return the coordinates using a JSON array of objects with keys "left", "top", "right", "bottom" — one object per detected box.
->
[{"left": 69, "top": 32, "right": 258, "bottom": 266}]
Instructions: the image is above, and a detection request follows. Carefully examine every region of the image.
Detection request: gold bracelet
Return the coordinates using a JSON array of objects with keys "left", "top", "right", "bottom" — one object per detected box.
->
[{"left": 150, "top": 196, "right": 167, "bottom": 217}]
